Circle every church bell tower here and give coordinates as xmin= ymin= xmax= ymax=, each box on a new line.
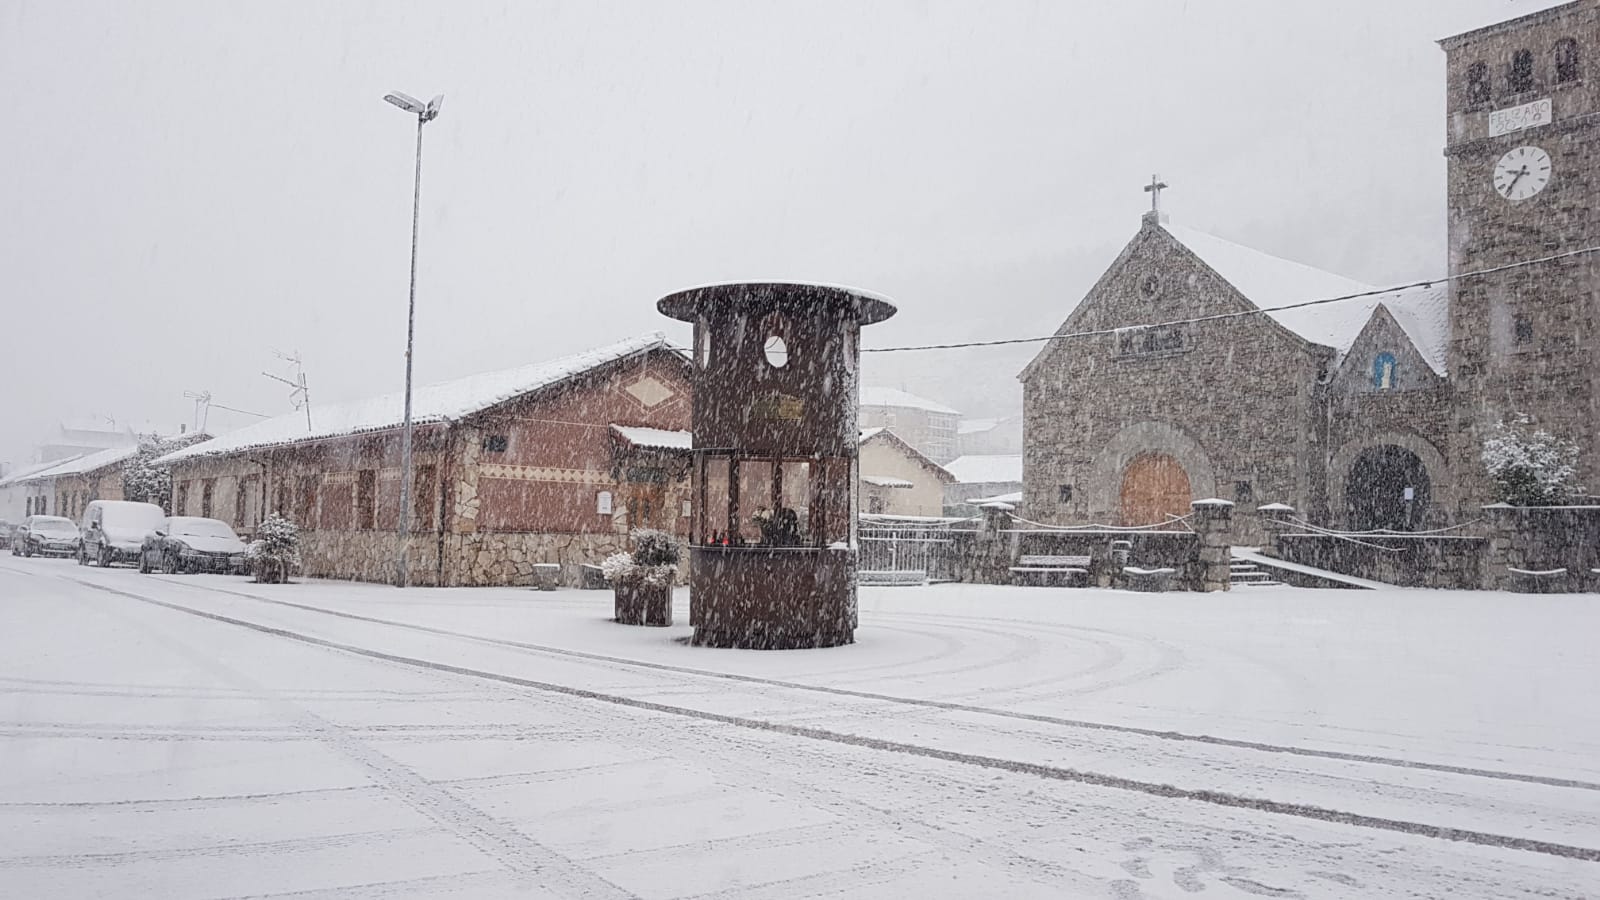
xmin=1440 ymin=0 xmax=1600 ymax=511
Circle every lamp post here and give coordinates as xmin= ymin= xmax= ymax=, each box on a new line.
xmin=383 ymin=90 xmax=442 ymax=588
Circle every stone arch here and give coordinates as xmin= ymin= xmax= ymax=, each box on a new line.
xmin=1329 ymin=431 xmax=1452 ymax=529
xmin=1085 ymin=421 xmax=1217 ymax=521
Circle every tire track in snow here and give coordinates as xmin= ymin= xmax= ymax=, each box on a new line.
xmin=73 ymin=578 xmax=1600 ymax=864
xmin=143 ymin=575 xmax=1600 ymax=795
xmin=70 ymin=579 xmax=640 ymax=900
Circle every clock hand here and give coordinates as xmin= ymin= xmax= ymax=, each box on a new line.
xmin=1505 ymin=165 xmax=1528 ymax=194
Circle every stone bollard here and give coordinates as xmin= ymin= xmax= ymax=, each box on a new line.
xmin=1480 ymin=503 xmax=1518 ymax=591
xmin=1190 ymin=498 xmax=1235 ymax=592
xmin=1255 ymin=503 xmax=1296 ymax=558
xmin=532 ymin=563 xmax=560 ymax=591
xmin=969 ymin=502 xmax=1018 ymax=584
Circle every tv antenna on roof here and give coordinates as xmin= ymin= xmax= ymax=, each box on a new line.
xmin=183 ymin=390 xmax=212 ymax=432
xmin=263 ymin=350 xmax=313 ymax=432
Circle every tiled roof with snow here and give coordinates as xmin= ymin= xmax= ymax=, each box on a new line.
xmin=610 ymin=425 xmax=693 ymax=451
xmin=945 ymin=454 xmax=1024 ymax=485
xmin=957 ymin=418 xmax=998 ymax=435
xmin=159 ymin=333 xmax=672 ymax=465
xmin=4 ymin=446 xmax=139 ymax=484
xmin=860 ymin=386 xmax=960 ymax=416
xmin=862 ymin=475 xmax=915 ymax=489
xmin=1161 ymin=222 xmax=1448 ymax=374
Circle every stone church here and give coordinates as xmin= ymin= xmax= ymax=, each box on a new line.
xmin=1022 ymin=0 xmax=1597 ymax=542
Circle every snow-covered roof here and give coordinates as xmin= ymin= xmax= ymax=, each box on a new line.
xmin=860 ymin=386 xmax=960 ymax=416
xmin=0 ymin=455 xmax=86 ymax=488
xmin=945 ymin=454 xmax=1023 ymax=485
xmin=4 ymin=446 xmax=138 ymax=484
xmin=862 ymin=475 xmax=915 ymax=489
xmin=970 ymin=491 xmax=1023 ymax=506
xmin=957 ymin=418 xmax=998 ymax=435
xmin=160 ymin=334 xmax=673 ymax=465
xmin=1161 ymin=222 xmax=1448 ymax=374
xmin=610 ymin=425 xmax=692 ymax=451
xmin=858 ymin=427 xmax=885 ymax=443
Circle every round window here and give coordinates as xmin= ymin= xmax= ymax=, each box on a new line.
xmin=1139 ymin=274 xmax=1162 ymax=300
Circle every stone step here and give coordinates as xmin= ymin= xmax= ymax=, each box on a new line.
xmin=1237 ymin=579 xmax=1285 ymax=587
xmin=1231 ymin=572 xmax=1274 ymax=582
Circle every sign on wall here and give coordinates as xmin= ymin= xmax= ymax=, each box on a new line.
xmin=1488 ymin=98 xmax=1552 ymax=137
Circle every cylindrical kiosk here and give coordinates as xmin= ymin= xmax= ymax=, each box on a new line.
xmin=657 ymin=282 xmax=897 ymax=649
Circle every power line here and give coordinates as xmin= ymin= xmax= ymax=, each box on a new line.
xmin=861 ymin=242 xmax=1600 ymax=354
xmin=209 ymin=402 xmax=269 ymax=419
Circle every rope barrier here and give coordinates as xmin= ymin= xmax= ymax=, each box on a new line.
xmin=1009 ymin=512 xmax=1195 ymax=533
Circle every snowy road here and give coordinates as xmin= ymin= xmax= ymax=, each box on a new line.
xmin=1 ymin=557 xmax=1597 ymax=898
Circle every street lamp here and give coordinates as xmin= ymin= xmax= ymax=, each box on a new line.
xmin=384 ymin=90 xmax=443 ymax=588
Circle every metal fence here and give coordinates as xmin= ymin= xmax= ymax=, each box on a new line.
xmin=858 ymin=521 xmax=974 ymax=583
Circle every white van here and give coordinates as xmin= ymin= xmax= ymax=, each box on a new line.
xmin=79 ymin=500 xmax=167 ymax=568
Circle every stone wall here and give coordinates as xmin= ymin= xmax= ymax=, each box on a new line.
xmin=1273 ymin=534 xmax=1485 ymax=589
xmin=1482 ymin=504 xmax=1600 ymax=593
xmin=954 ymin=500 xmax=1231 ymax=591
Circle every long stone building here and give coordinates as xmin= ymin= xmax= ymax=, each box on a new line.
xmin=158 ymin=334 xmax=692 ymax=586
xmin=1022 ymin=1 xmax=1597 ymax=540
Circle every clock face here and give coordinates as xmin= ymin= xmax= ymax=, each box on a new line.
xmin=1492 ymin=146 xmax=1552 ymax=201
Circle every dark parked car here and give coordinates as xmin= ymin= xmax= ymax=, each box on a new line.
xmin=0 ymin=519 xmax=13 ymax=550
xmin=11 ymin=516 xmax=82 ymax=558
xmin=139 ymin=516 xmax=249 ymax=575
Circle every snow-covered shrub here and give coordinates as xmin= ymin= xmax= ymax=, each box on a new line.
xmin=601 ymin=529 xmax=680 ymax=588
xmin=123 ymin=438 xmax=176 ymax=509
xmin=1481 ymin=416 xmax=1580 ymax=506
xmin=251 ymin=512 xmax=301 ymax=584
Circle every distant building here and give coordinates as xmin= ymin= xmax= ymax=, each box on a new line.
xmin=857 ymin=428 xmax=955 ymax=517
xmin=36 ymin=420 xmax=143 ymax=464
xmin=956 ymin=414 xmax=1024 ymax=456
xmin=943 ymin=453 xmax=1024 ymax=514
xmin=858 ymin=386 xmax=961 ymax=464
xmin=156 ymin=334 xmax=692 ymax=587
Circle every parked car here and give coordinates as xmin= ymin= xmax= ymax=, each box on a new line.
xmin=11 ymin=516 xmax=82 ymax=558
xmin=0 ymin=519 xmax=13 ymax=550
xmin=78 ymin=500 xmax=167 ymax=568
xmin=139 ymin=517 xmax=248 ymax=575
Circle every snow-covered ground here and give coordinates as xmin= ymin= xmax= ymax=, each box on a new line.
xmin=1 ymin=556 xmax=1596 ymax=898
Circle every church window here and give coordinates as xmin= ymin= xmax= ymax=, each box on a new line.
xmin=1234 ymin=480 xmax=1254 ymax=504
xmin=1372 ymin=353 xmax=1397 ymax=390
xmin=763 ymin=313 xmax=790 ymax=369
xmin=1466 ymin=62 xmax=1491 ymax=105
xmin=1116 ymin=323 xmax=1187 ymax=357
xmin=1509 ymin=49 xmax=1535 ymax=93
xmin=1139 ymin=274 xmax=1162 ymax=300
xmin=1058 ymin=484 xmax=1073 ymax=503
xmin=1514 ymin=315 xmax=1534 ymax=344
xmin=483 ymin=434 xmax=508 ymax=453
xmin=1555 ymin=38 xmax=1581 ymax=84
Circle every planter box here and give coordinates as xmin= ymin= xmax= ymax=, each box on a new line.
xmin=614 ymin=581 xmax=672 ymax=626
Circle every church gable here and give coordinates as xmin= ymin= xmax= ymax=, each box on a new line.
xmin=1330 ymin=304 xmax=1447 ymax=395
xmin=1020 ymin=219 xmax=1323 ymax=385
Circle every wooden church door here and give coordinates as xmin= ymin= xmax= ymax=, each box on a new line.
xmin=1119 ymin=453 xmax=1191 ymax=526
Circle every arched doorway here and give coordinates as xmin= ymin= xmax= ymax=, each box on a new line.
xmin=1120 ymin=453 xmax=1192 ymax=526
xmin=1345 ymin=445 xmax=1430 ymax=531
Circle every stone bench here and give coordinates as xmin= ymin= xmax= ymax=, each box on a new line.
xmin=1123 ymin=565 xmax=1178 ymax=592
xmin=1010 ymin=554 xmax=1091 ymax=586
xmin=531 ymin=562 xmax=560 ymax=591
xmin=859 ymin=569 xmax=928 ymax=587
xmin=1507 ymin=566 xmax=1569 ymax=594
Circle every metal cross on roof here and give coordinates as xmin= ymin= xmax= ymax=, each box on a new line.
xmin=1143 ymin=174 xmax=1169 ymax=214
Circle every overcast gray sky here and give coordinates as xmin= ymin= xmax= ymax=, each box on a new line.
xmin=0 ymin=0 xmax=1546 ymax=466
